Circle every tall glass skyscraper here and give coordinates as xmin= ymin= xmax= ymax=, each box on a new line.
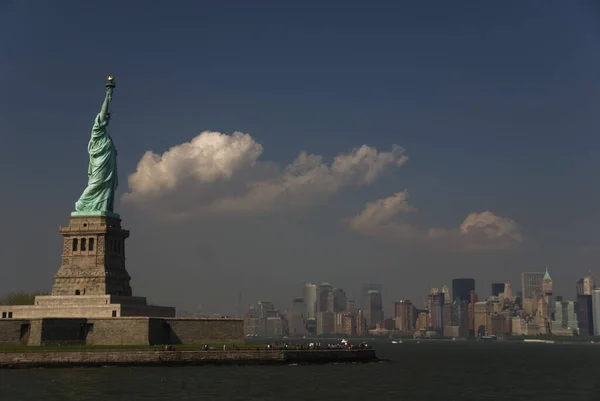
xmin=452 ymin=278 xmax=475 ymax=303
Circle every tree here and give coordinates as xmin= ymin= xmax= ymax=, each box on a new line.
xmin=0 ymin=291 xmax=46 ymax=305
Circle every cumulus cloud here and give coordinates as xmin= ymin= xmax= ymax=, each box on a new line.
xmin=348 ymin=192 xmax=523 ymax=252
xmin=123 ymin=131 xmax=408 ymax=218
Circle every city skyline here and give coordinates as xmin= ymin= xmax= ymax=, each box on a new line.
xmin=242 ymin=268 xmax=597 ymax=338
xmin=1 ymin=2 xmax=600 ymax=315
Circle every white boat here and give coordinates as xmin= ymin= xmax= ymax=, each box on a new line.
xmin=391 ymin=340 xmax=403 ymax=344
xmin=523 ymin=339 xmax=555 ymax=344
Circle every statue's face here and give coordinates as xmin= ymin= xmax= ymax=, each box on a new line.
xmin=106 ymin=112 xmax=111 ymax=122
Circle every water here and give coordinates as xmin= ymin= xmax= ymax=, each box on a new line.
xmin=1 ymin=341 xmax=598 ymax=400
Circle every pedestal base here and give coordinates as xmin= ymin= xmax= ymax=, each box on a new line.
xmin=1 ymin=295 xmax=175 ymax=319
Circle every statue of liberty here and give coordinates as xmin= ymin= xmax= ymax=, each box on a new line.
xmin=73 ymin=76 xmax=119 ymax=216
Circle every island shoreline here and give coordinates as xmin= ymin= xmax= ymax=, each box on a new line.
xmin=0 ymin=349 xmax=378 ymax=369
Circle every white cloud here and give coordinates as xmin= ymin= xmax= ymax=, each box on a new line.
xmin=348 ymin=192 xmax=523 ymax=252
xmin=123 ymin=131 xmax=408 ymax=218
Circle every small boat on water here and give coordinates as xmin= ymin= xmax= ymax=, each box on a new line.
xmin=523 ymin=339 xmax=555 ymax=344
xmin=391 ymin=340 xmax=403 ymax=344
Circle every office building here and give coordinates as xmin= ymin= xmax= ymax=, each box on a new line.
xmin=576 ymin=294 xmax=593 ymax=336
xmin=452 ymin=278 xmax=475 ymax=303
xmin=593 ymin=289 xmax=600 ymax=336
xmin=491 ymin=283 xmax=504 ymax=297
xmin=584 ymin=273 xmax=596 ymax=295
xmin=302 ymin=283 xmax=317 ymax=320
xmin=288 ymin=298 xmax=306 ymax=336
xmin=333 ymin=288 xmax=347 ymax=313
xmin=521 ymin=271 xmax=545 ymax=299
xmin=393 ymin=300 xmax=414 ymax=332
xmin=364 ymin=290 xmax=384 ymax=330
xmin=317 ymin=282 xmax=333 ymax=312
xmin=428 ymin=293 xmax=444 ymax=331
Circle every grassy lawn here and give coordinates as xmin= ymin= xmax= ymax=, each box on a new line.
xmin=0 ymin=343 xmax=269 ymax=352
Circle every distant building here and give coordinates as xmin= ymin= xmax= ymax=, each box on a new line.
xmin=306 ymin=318 xmax=317 ymax=336
xmin=592 ymin=289 xmax=600 ymax=336
xmin=552 ymin=301 xmax=577 ymax=335
xmin=491 ymin=283 xmax=504 ymax=297
xmin=265 ymin=317 xmax=283 ymax=337
xmin=473 ymin=301 xmax=490 ymax=336
xmin=333 ymin=288 xmax=347 ymax=313
xmin=503 ymin=282 xmax=513 ymax=300
xmin=317 ymin=311 xmax=334 ymax=335
xmin=346 ymin=300 xmax=358 ymax=315
xmin=393 ymin=300 xmax=415 ymax=333
xmin=317 ymin=282 xmax=333 ymax=313
xmin=303 ymin=283 xmax=317 ymax=320
xmin=361 ymin=284 xmax=382 ymax=310
xmin=488 ymin=312 xmax=512 ymax=337
xmin=576 ymin=279 xmax=585 ymax=297
xmin=452 ymin=278 xmax=475 ymax=303
xmin=415 ymin=310 xmax=428 ymax=331
xmin=355 ymin=309 xmax=366 ymax=335
xmin=364 ymin=290 xmax=384 ymax=329
xmin=441 ymin=285 xmax=452 ymax=304
xmin=576 ymin=294 xmax=593 ymax=336
xmin=451 ymin=299 xmax=469 ymax=337
xmin=256 ymin=301 xmax=275 ymax=318
xmin=288 ymin=298 xmax=306 ymax=336
xmin=428 ymin=293 xmax=444 ymax=331
xmin=468 ymin=291 xmax=479 ymax=336
xmin=584 ymin=273 xmax=596 ymax=295
xmin=521 ymin=271 xmax=544 ymax=300
xmin=342 ymin=313 xmax=357 ymax=335
xmin=542 ymin=267 xmax=553 ymax=296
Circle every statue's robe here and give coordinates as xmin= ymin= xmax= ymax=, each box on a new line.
xmin=75 ymin=113 xmax=118 ymax=212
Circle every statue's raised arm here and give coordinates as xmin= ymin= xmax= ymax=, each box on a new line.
xmin=73 ymin=76 xmax=120 ymax=216
xmin=93 ymin=76 xmax=116 ymax=135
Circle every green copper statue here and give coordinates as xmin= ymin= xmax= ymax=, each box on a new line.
xmin=73 ymin=76 xmax=119 ymax=216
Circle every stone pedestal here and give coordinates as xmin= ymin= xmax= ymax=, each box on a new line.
xmin=0 ymin=214 xmax=177 ymax=320
xmin=53 ymin=215 xmax=132 ymax=296
xmin=5 ymin=295 xmax=175 ymax=319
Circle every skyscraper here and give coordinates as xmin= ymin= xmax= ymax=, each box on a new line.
xmin=452 ymin=299 xmax=469 ymax=337
xmin=576 ymin=294 xmax=593 ymax=336
xmin=364 ymin=290 xmax=384 ymax=330
xmin=288 ymin=298 xmax=306 ymax=335
xmin=584 ymin=272 xmax=596 ymax=295
xmin=503 ymin=282 xmax=513 ymax=299
xmin=303 ymin=283 xmax=317 ymax=320
xmin=576 ymin=279 xmax=585 ymax=296
xmin=521 ymin=271 xmax=545 ymax=299
xmin=361 ymin=284 xmax=382 ymax=307
xmin=392 ymin=300 xmax=414 ymax=332
xmin=317 ymin=282 xmax=333 ymax=312
xmin=542 ymin=267 xmax=553 ymax=296
xmin=491 ymin=283 xmax=504 ymax=297
xmin=332 ymin=288 xmax=347 ymax=313
xmin=452 ymin=278 xmax=475 ymax=303
xmin=428 ymin=293 xmax=444 ymax=331
xmin=441 ymin=285 xmax=452 ymax=304
xmin=592 ymin=289 xmax=600 ymax=336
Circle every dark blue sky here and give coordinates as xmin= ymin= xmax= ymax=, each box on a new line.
xmin=1 ymin=1 xmax=599 ymax=312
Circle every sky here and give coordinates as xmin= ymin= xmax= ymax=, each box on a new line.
xmin=1 ymin=0 xmax=599 ymax=315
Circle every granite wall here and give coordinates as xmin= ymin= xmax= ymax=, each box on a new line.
xmin=0 ymin=317 xmax=244 ymax=346
xmin=39 ymin=318 xmax=87 ymax=346
xmin=166 ymin=319 xmax=244 ymax=344
xmin=86 ymin=318 xmax=152 ymax=346
xmin=0 ymin=320 xmax=30 ymax=345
